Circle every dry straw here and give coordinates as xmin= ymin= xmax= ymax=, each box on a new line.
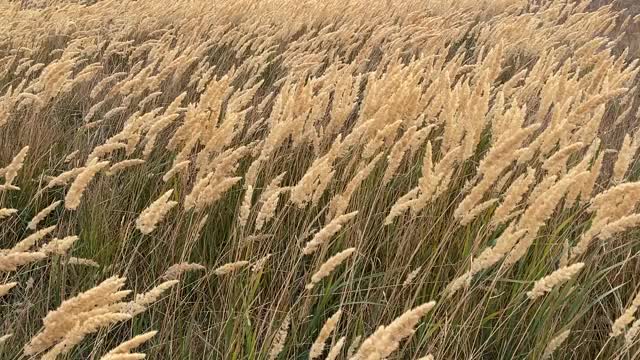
xmin=255 ymin=187 xmax=287 ymax=231
xmin=309 ymin=309 xmax=342 ymax=359
xmin=63 ymin=150 xmax=79 ymax=163
xmin=66 ymin=257 xmax=100 ymax=267
xmin=417 ymin=355 xmax=434 ymax=360
xmin=306 ymin=248 xmax=356 ymax=289
xmin=403 ymin=267 xmax=422 ymax=287
xmin=326 ymin=336 xmax=346 ymax=360
xmin=350 ymin=301 xmax=436 ymax=360
xmin=45 ymin=168 xmax=84 ymax=190
xmin=40 ymin=235 xmax=79 ymax=255
xmin=491 ymin=167 xmax=535 ymax=226
xmin=107 ymin=159 xmax=145 ymax=176
xmin=260 ymin=172 xmax=287 ymax=203
xmin=3 ymin=2 xmax=640 ymax=359
xmin=12 ymin=225 xmax=57 ymax=253
xmin=0 ymin=282 xmax=18 ymax=297
xmin=328 ymin=154 xmax=382 ymax=220
xmin=268 ymin=313 xmax=290 ymax=360
xmin=505 ymin=173 xmax=587 ymax=267
xmin=65 ymin=161 xmax=110 ymax=210
xmin=24 ymin=276 xmax=131 ymax=355
xmin=126 ymin=280 xmax=179 ymax=316
xmin=0 ymin=184 xmax=20 ymax=192
xmin=214 ymin=261 xmax=249 ymax=275
xmin=251 ymin=254 xmax=272 ymax=273
xmin=135 ymin=189 xmax=179 ymax=234
xmin=303 ymin=212 xmax=357 ymax=255
xmin=2 ymin=145 xmax=29 ymax=185
xmin=527 ymin=263 xmax=584 ymax=300
xmin=102 ymin=330 xmax=157 ymax=358
xmin=194 ymin=214 xmax=209 ymax=238
xmin=41 ymin=312 xmax=132 ymax=360
xmin=87 ymin=143 xmax=126 ymax=164
xmin=238 ymin=185 xmax=254 ymax=228
xmin=460 ymin=198 xmax=498 ymax=226
xmin=0 ymin=334 xmax=12 ymax=345
xmin=161 ymin=262 xmax=206 ymax=280
xmin=612 ymin=134 xmax=639 ymax=183
xmin=542 ymin=330 xmax=570 ymax=359
xmin=27 ymin=200 xmax=61 ymax=230
xmin=346 ymin=335 xmax=362 ymax=358
xmin=611 ymin=290 xmax=640 ymax=337
xmin=0 ymin=208 xmax=18 ymax=219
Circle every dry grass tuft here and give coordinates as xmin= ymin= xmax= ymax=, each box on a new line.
xmin=1 ymin=0 xmax=640 ymax=358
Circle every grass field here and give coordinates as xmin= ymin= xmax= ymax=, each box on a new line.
xmin=1 ymin=0 xmax=640 ymax=359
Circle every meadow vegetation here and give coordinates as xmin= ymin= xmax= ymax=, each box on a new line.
xmin=1 ymin=0 xmax=640 ymax=359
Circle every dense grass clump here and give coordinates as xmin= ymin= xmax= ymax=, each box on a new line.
xmin=1 ymin=0 xmax=640 ymax=359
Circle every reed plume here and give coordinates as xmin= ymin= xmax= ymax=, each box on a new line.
xmin=65 ymin=161 xmax=110 ymax=210
xmin=309 ymin=309 xmax=342 ymax=360
xmin=303 ymin=212 xmax=357 ymax=255
xmin=135 ymin=189 xmax=178 ymax=234
xmin=306 ymin=248 xmax=356 ymax=289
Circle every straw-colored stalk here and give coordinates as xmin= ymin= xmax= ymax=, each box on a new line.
xmin=27 ymin=200 xmax=61 ymax=230
xmin=65 ymin=161 xmax=110 ymax=210
xmin=349 ymin=301 xmax=436 ymax=360
xmin=526 ymin=263 xmax=584 ymax=300
xmin=2 ymin=145 xmax=29 ymax=185
xmin=214 ymin=261 xmax=249 ymax=276
xmin=135 ymin=189 xmax=178 ymax=234
xmin=306 ymin=248 xmax=356 ymax=289
xmin=309 ymin=309 xmax=342 ymax=360
xmin=268 ymin=313 xmax=291 ymax=360
xmin=303 ymin=212 xmax=357 ymax=255
xmin=542 ymin=330 xmax=570 ymax=359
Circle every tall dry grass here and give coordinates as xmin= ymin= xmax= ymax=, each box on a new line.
xmin=1 ymin=0 xmax=640 ymax=359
